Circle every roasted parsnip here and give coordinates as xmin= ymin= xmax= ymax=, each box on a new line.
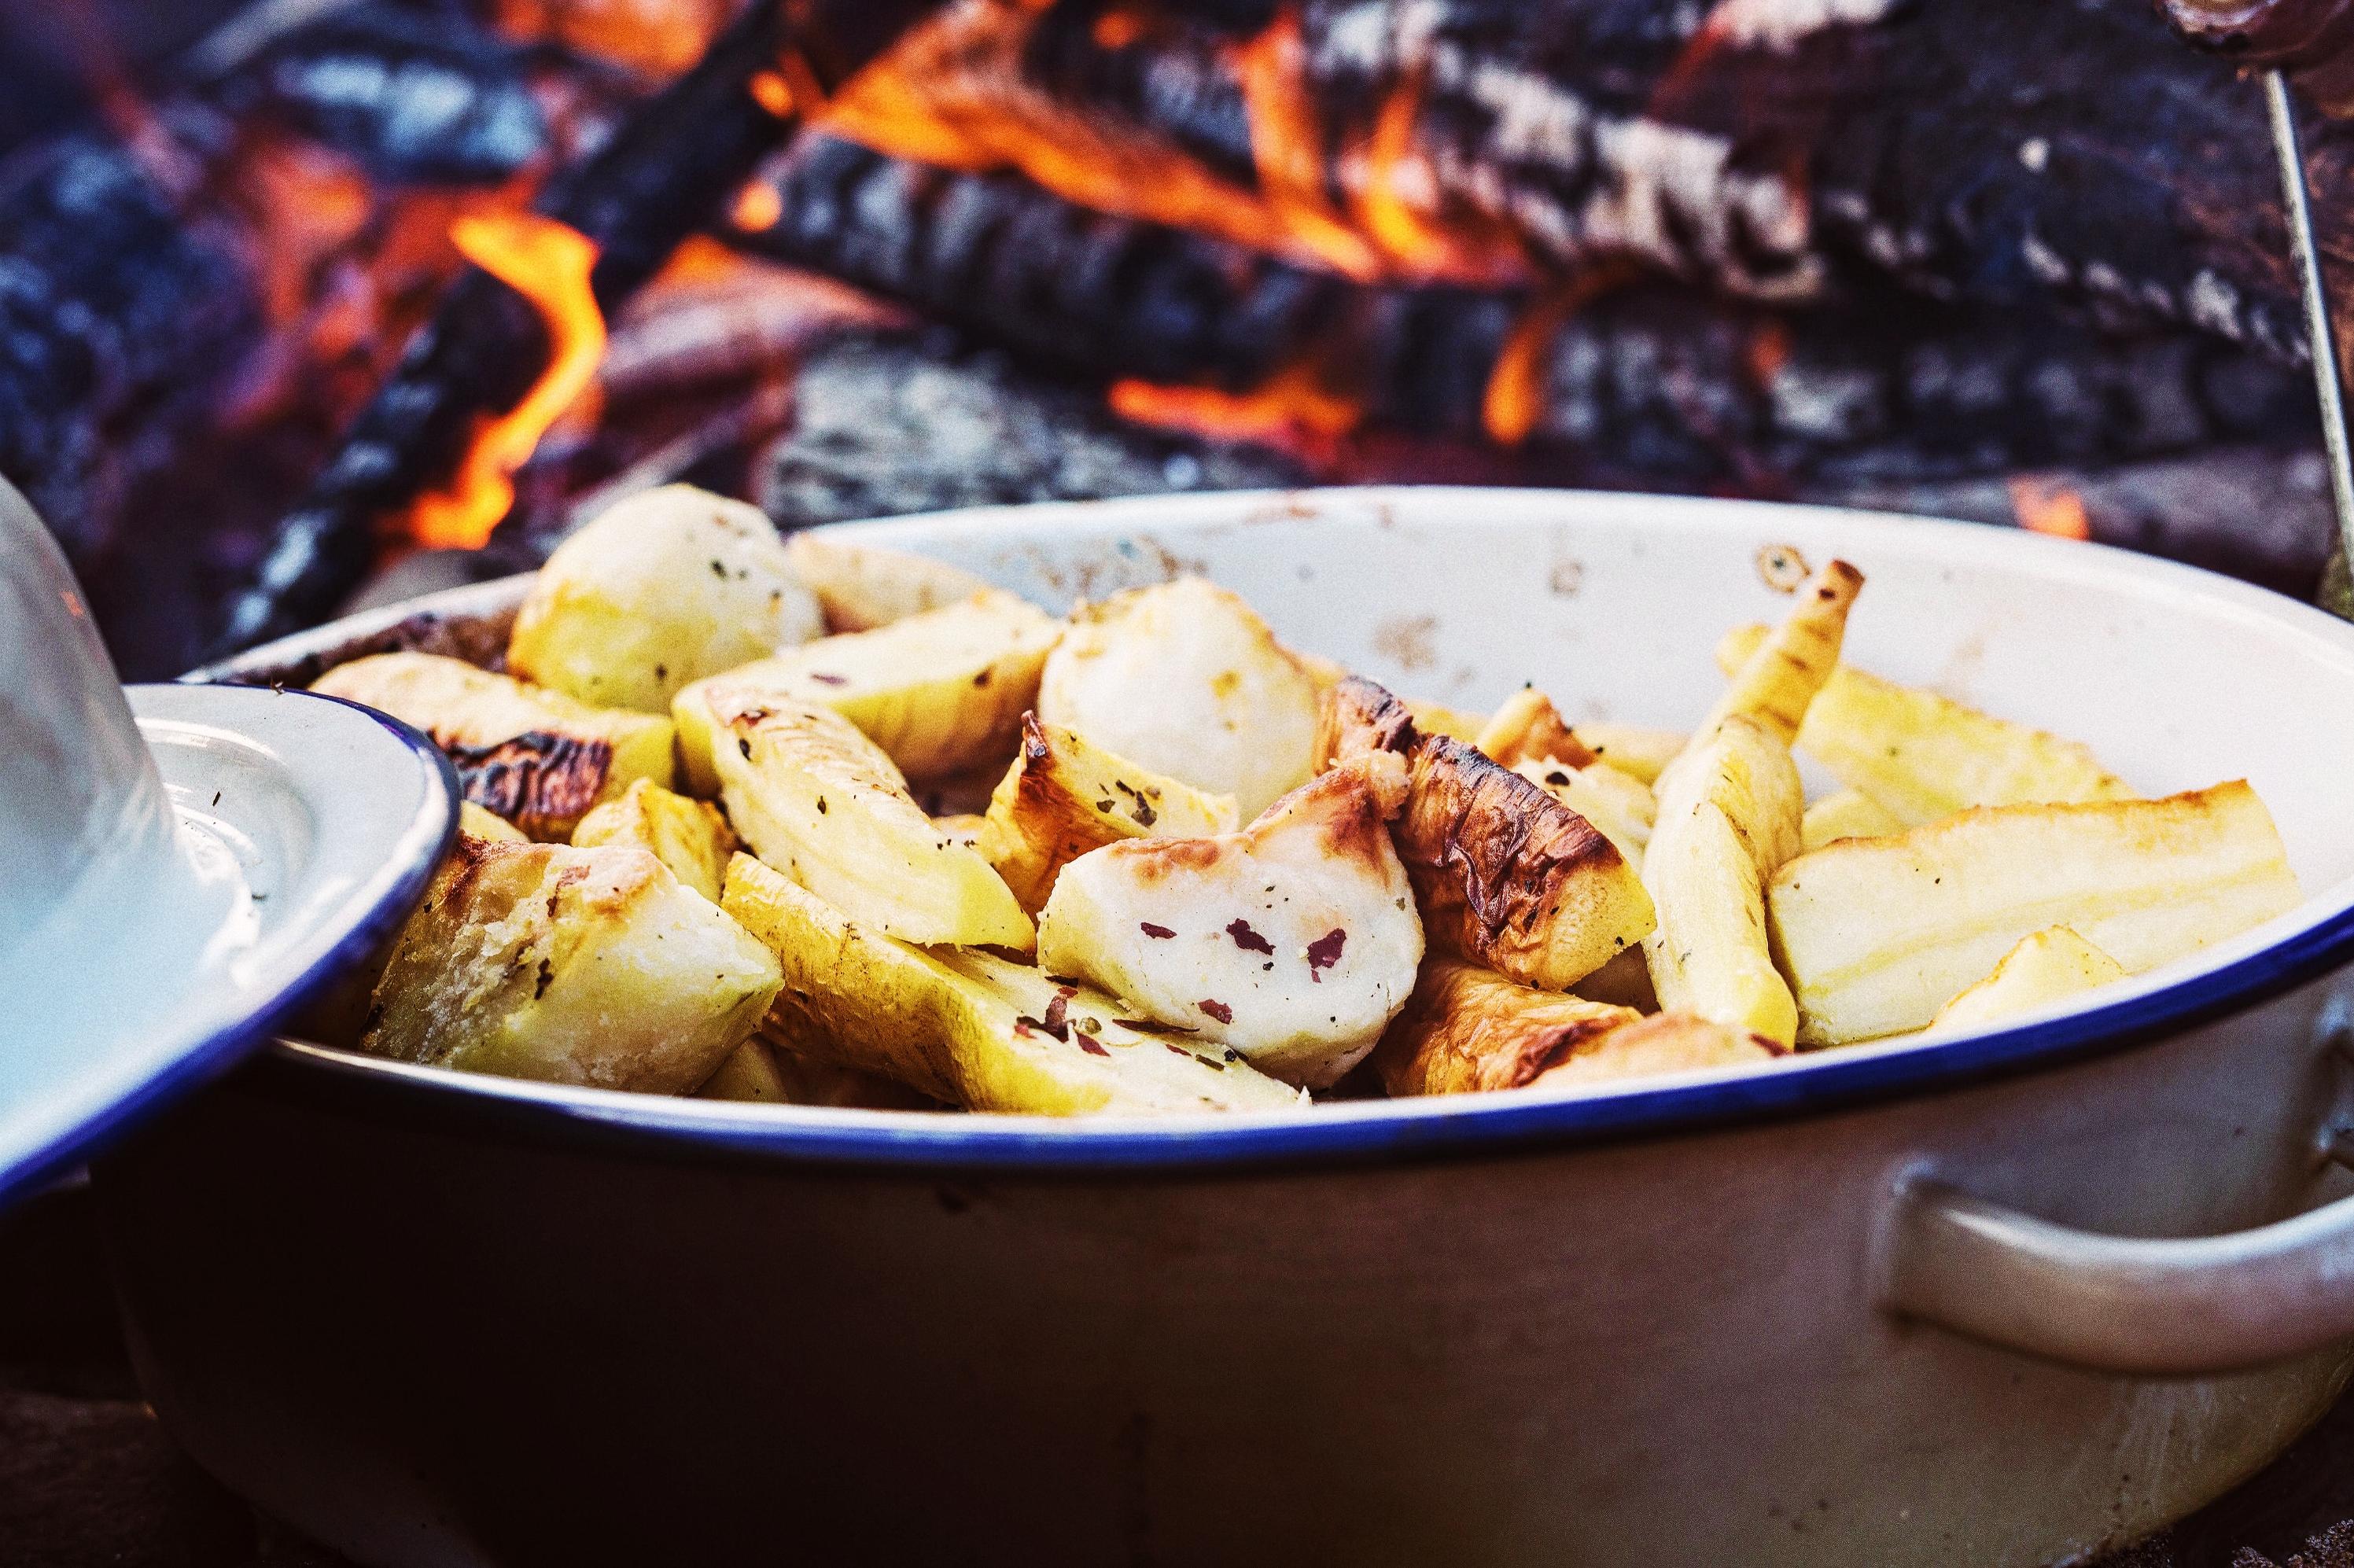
xmin=1699 ymin=559 xmax=1865 ymax=746
xmin=1037 ymin=576 xmax=1320 ymax=818
xmin=673 ymin=589 xmax=1059 ymax=789
xmin=1036 ymin=755 xmax=1423 ymax=1088
xmin=1800 ymin=789 xmax=1903 ymax=852
xmin=695 ymin=689 xmax=1033 ymax=948
xmin=312 ymin=651 xmax=674 ymax=839
xmin=1769 ymin=782 xmax=2299 ymax=1043
xmin=722 ymin=855 xmax=1301 ymax=1113
xmin=1928 ymin=926 xmax=2127 ymax=1036
xmin=783 ymin=532 xmax=996 ymax=632
xmin=1372 ymin=959 xmax=1637 ymax=1096
xmin=459 ymin=801 xmax=526 ymax=842
xmin=1475 ymin=687 xmax=1598 ymax=769
xmin=1320 ymin=677 xmax=1656 ymax=990
xmin=980 ymin=716 xmax=1239 ymax=911
xmin=1716 ymin=624 xmax=2134 ymax=823
xmin=507 ymin=485 xmax=822 ymax=712
xmin=1512 ymin=757 xmax=1656 ymax=866
xmin=1529 ymin=1011 xmax=1785 ymax=1091
xmin=571 ymin=778 xmax=738 ymax=902
xmin=363 ymin=836 xmax=780 ymax=1093
xmin=1577 ymin=723 xmax=1687 ymax=786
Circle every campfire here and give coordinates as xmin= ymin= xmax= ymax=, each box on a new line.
xmin=4 ymin=0 xmax=2343 ymax=678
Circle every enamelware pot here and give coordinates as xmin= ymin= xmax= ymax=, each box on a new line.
xmin=101 ymin=488 xmax=2354 ymax=1566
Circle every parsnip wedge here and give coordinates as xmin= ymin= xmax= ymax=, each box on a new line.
xmin=697 ymin=689 xmax=1033 ymax=948
xmin=1037 ymin=576 xmax=1321 ymax=818
xmin=313 ymin=651 xmax=674 ymax=839
xmin=696 ymin=1036 xmax=937 ymax=1109
xmin=1512 ymin=758 xmax=1656 ymax=866
xmin=1800 ymin=788 xmax=1903 ymax=852
xmin=673 ymin=589 xmax=1060 ymax=789
xmin=1699 ymin=559 xmax=1863 ymax=745
xmin=1768 ymin=782 xmax=2299 ymax=1044
xmin=980 ymin=716 xmax=1239 ymax=911
xmin=1372 ymin=959 xmax=1637 ymax=1096
xmin=1717 ymin=624 xmax=2134 ymax=823
xmin=783 ymin=532 xmax=996 ymax=633
xmin=722 ymin=855 xmax=1301 ymax=1114
xmin=1475 ymin=687 xmax=1597 ymax=769
xmin=1035 ymin=755 xmax=1423 ymax=1088
xmin=1578 ymin=723 xmax=1686 ymax=786
xmin=572 ymin=778 xmax=738 ymax=902
xmin=1319 ymin=677 xmax=1655 ymax=990
xmin=363 ymin=836 xmax=779 ymax=1094
xmin=1529 ymin=1011 xmax=1786 ymax=1091
xmin=1928 ymin=926 xmax=2127 ymax=1036
xmin=1641 ymin=715 xmax=1806 ymax=1047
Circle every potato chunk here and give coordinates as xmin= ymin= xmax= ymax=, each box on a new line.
xmin=1929 ymin=926 xmax=2128 ymax=1036
xmin=722 ymin=855 xmax=1301 ymax=1114
xmin=672 ymin=590 xmax=1059 ymax=788
xmin=1037 ymin=577 xmax=1320 ymax=818
xmin=1320 ymin=677 xmax=1656 ymax=991
xmin=312 ymin=651 xmax=674 ymax=839
xmin=980 ymin=716 xmax=1240 ymax=911
xmin=1717 ymin=624 xmax=2133 ymax=824
xmin=1372 ymin=959 xmax=1637 ymax=1096
xmin=1035 ymin=756 xmax=1424 ymax=1088
xmin=459 ymin=802 xmax=526 ymax=842
xmin=571 ymin=778 xmax=737 ymax=902
xmin=507 ymin=485 xmax=822 ymax=712
xmin=363 ymin=837 xmax=780 ymax=1093
xmin=1768 ymin=782 xmax=2301 ymax=1044
xmin=696 ymin=689 xmax=1032 ymax=948
xmin=783 ymin=532 xmax=996 ymax=633
xmin=1529 ymin=1012 xmax=1786 ymax=1091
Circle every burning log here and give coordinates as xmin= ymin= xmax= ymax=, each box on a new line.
xmin=733 ymin=134 xmax=2315 ymax=482
xmin=209 ymin=0 xmax=945 ymax=657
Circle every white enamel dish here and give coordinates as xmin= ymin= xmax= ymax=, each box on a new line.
xmin=92 ymin=488 xmax=2354 ymax=1566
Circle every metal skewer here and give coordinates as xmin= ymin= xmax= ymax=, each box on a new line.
xmin=2264 ymin=69 xmax=2354 ymax=616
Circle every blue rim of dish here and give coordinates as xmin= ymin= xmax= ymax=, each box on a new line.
xmin=1 ymin=690 xmax=458 ymax=1209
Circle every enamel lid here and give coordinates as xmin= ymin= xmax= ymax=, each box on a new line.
xmin=0 ymin=480 xmax=455 ymax=1207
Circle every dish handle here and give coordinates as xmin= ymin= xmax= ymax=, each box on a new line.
xmin=1877 ymin=1157 xmax=2354 ymax=1375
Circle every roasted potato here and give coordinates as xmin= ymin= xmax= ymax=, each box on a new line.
xmin=1769 ymin=781 xmax=2300 ymax=1043
xmin=1529 ymin=1011 xmax=1785 ymax=1091
xmin=1475 ymin=686 xmax=1597 ymax=769
xmin=312 ymin=651 xmax=674 ymax=839
xmin=1037 ymin=576 xmax=1320 ymax=818
xmin=363 ymin=836 xmax=780 ymax=1093
xmin=697 ymin=1035 xmax=938 ymax=1108
xmin=1320 ymin=676 xmax=1656 ymax=990
xmin=1929 ymin=926 xmax=2127 ymax=1036
xmin=1800 ymin=788 xmax=1903 ymax=852
xmin=694 ymin=688 xmax=1033 ymax=948
xmin=783 ymin=532 xmax=996 ymax=632
xmin=722 ymin=854 xmax=1301 ymax=1113
xmin=1641 ymin=714 xmax=1806 ymax=1047
xmin=1035 ymin=754 xmax=1423 ymax=1088
xmin=672 ymin=589 xmax=1059 ymax=788
xmin=931 ymin=812 xmax=988 ymax=850
xmin=507 ymin=485 xmax=822 ymax=712
xmin=1717 ymin=624 xmax=2134 ymax=823
xmin=1372 ymin=959 xmax=1637 ymax=1096
xmin=1512 ymin=757 xmax=1656 ymax=866
xmin=571 ymin=778 xmax=738 ymax=902
xmin=980 ymin=716 xmax=1240 ymax=911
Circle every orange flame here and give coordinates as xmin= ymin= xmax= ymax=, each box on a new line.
xmin=1229 ymin=10 xmax=1380 ymax=281
xmin=731 ymin=180 xmax=785 ymax=232
xmin=408 ymin=215 xmax=607 ymax=550
xmin=2008 ymin=477 xmax=2093 ymax=541
xmin=1481 ymin=267 xmax=1634 ymax=447
xmin=1109 ymin=359 xmax=1363 ymax=464
xmin=490 ymin=0 xmax=730 ymax=76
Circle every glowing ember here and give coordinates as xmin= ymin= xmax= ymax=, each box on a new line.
xmin=408 ymin=215 xmax=606 ymax=550
xmin=1482 ymin=267 xmax=1634 ymax=447
xmin=731 ymin=181 xmax=785 ymax=233
xmin=748 ymin=69 xmax=796 ymax=117
xmin=491 ymin=0 xmax=730 ymax=76
xmin=1109 ymin=360 xmax=1363 ymax=463
xmin=2008 ymin=477 xmax=2093 ymax=540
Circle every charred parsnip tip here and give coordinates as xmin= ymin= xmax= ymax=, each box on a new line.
xmin=363 ymin=837 xmax=780 ymax=1095
xmin=696 ymin=689 xmax=1033 ymax=949
xmin=981 ymin=715 xmax=1240 ymax=911
xmin=1372 ymin=959 xmax=1637 ymax=1096
xmin=782 ymin=532 xmax=996 ymax=634
xmin=1716 ymin=624 xmax=2134 ymax=824
xmin=1769 ymin=782 xmax=2300 ymax=1045
xmin=672 ymin=589 xmax=1059 ymax=790
xmin=571 ymin=778 xmax=739 ymax=903
xmin=1528 ymin=1011 xmax=1785 ymax=1091
xmin=1037 ymin=576 xmax=1321 ymax=819
xmin=1641 ymin=715 xmax=1806 ymax=1047
xmin=1475 ymin=686 xmax=1598 ymax=770
xmin=1035 ymin=754 xmax=1421 ymax=1089
xmin=1928 ymin=926 xmax=2127 ymax=1036
xmin=1512 ymin=757 xmax=1656 ymax=867
xmin=1799 ymin=788 xmax=1903 ymax=852
xmin=1699 ymin=559 xmax=1863 ymax=745
xmin=506 ymin=484 xmax=822 ymax=713
xmin=720 ymin=855 xmax=1302 ymax=1115
xmin=1320 ymin=678 xmax=1656 ymax=991
xmin=458 ymin=801 xmax=527 ymax=842
xmin=312 ymin=651 xmax=675 ymax=840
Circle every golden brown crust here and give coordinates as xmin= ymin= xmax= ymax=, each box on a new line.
xmin=444 ymin=729 xmax=615 ymax=839
xmin=1529 ymin=1010 xmax=1786 ymax=1090
xmin=1372 ymin=960 xmax=1636 ymax=1096
xmin=1315 ymin=675 xmax=1418 ymax=771
xmin=1474 ymin=688 xmax=1599 ymax=770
